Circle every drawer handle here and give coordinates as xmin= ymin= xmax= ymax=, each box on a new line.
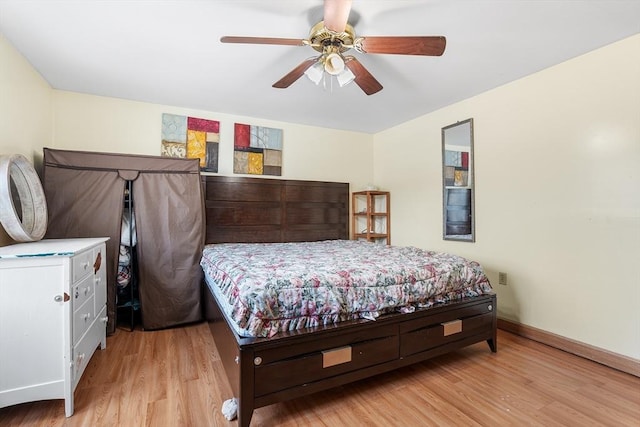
xmin=100 ymin=316 xmax=109 ymax=324
xmin=322 ymin=346 xmax=352 ymax=368
xmin=488 ymin=304 xmax=493 ymax=311
xmin=54 ymin=293 xmax=70 ymax=303
xmin=83 ymin=313 xmax=91 ymax=322
xmin=93 ymin=252 xmax=102 ymax=274
xmin=76 ymin=352 xmax=86 ymax=369
xmin=442 ymin=319 xmax=463 ymax=336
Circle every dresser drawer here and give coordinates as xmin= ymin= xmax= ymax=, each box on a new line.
xmin=72 ymin=250 xmax=93 ymax=283
xmin=72 ymin=308 xmax=104 ymax=388
xmin=72 ymin=273 xmax=94 ymax=310
xmin=399 ymin=302 xmax=494 ymax=357
xmin=73 ymin=296 xmax=95 ymax=343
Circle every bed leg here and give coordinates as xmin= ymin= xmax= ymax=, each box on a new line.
xmin=237 ymin=402 xmax=254 ymax=427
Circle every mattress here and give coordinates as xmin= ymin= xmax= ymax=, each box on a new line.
xmin=200 ymin=240 xmax=493 ymax=338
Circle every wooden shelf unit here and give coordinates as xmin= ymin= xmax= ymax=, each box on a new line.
xmin=351 ymin=190 xmax=390 ymax=244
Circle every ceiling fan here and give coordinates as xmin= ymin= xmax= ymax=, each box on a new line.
xmin=220 ymin=0 xmax=446 ymax=95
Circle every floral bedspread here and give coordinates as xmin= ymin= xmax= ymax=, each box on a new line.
xmin=200 ymin=240 xmax=493 ymax=337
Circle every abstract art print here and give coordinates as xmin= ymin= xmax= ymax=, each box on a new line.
xmin=161 ymin=113 xmax=220 ymax=172
xmin=444 ymin=149 xmax=469 ymax=187
xmin=233 ymin=123 xmax=282 ymax=176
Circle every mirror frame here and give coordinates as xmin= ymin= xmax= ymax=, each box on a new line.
xmin=0 ymin=154 xmax=48 ymax=242
xmin=441 ymin=118 xmax=475 ymax=242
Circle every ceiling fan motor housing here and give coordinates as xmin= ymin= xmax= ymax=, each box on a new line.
xmin=309 ymin=21 xmax=355 ymax=54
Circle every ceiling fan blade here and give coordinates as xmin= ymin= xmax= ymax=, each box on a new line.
xmin=323 ymin=0 xmax=352 ymax=33
xmin=344 ymin=57 xmax=383 ymax=95
xmin=220 ymin=36 xmax=305 ymax=46
xmin=359 ymin=36 xmax=446 ymax=56
xmin=272 ymin=58 xmax=319 ymax=89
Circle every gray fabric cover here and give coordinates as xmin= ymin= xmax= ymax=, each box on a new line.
xmin=43 ymin=148 xmax=204 ymax=332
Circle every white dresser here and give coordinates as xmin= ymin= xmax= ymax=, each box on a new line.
xmin=0 ymin=237 xmax=108 ymax=417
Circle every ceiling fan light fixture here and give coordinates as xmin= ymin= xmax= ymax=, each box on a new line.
xmin=324 ymin=52 xmax=345 ymax=75
xmin=337 ymin=67 xmax=355 ymax=87
xmin=304 ymin=60 xmax=325 ymax=85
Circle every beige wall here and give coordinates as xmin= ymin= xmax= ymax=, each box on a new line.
xmin=52 ymin=91 xmax=374 ymax=189
xmin=0 ymin=35 xmax=53 ymax=246
xmin=374 ymin=34 xmax=640 ymax=360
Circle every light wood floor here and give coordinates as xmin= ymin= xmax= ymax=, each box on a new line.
xmin=2 ymin=323 xmax=639 ymax=426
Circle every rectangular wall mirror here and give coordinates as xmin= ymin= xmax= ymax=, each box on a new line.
xmin=442 ymin=118 xmax=475 ymax=242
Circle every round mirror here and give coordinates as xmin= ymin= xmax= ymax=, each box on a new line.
xmin=0 ymin=154 xmax=48 ymax=242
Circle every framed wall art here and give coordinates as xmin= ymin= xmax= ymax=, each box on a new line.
xmin=233 ymin=123 xmax=282 ymax=176
xmin=161 ymin=113 xmax=220 ymax=172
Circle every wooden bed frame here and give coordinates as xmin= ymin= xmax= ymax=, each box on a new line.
xmin=201 ymin=175 xmax=497 ymax=427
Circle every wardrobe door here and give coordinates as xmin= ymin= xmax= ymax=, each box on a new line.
xmin=134 ymin=171 xmax=204 ymax=330
xmin=44 ymin=165 xmax=124 ymax=334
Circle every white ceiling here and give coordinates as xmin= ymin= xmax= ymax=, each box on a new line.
xmin=1 ymin=1 xmax=638 ymax=134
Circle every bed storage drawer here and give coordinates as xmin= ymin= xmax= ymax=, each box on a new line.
xmin=399 ymin=301 xmax=494 ymax=357
xmin=254 ymin=325 xmax=399 ymax=397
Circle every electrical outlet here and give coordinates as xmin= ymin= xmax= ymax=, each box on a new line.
xmin=498 ymin=272 xmax=508 ymax=286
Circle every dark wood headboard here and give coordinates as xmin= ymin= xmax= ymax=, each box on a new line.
xmin=201 ymin=176 xmax=349 ymax=244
